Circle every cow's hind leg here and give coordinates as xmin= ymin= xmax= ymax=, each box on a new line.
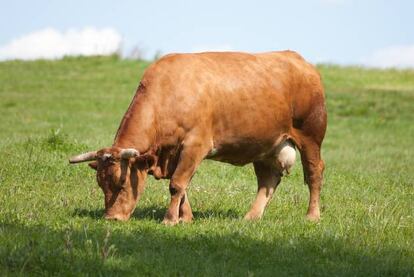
xmin=162 ymin=142 xmax=209 ymax=225
xmin=298 ymin=137 xmax=325 ymax=221
xmin=244 ymin=161 xmax=281 ymax=220
xmin=294 ymin=102 xmax=327 ymax=221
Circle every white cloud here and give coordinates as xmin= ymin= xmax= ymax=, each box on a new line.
xmin=0 ymin=27 xmax=122 ymax=61
xmin=363 ymin=45 xmax=414 ymax=68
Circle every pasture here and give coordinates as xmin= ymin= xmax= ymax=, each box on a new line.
xmin=0 ymin=56 xmax=413 ymax=276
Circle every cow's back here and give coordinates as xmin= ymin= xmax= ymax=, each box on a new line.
xmin=140 ymin=51 xmax=323 ymax=164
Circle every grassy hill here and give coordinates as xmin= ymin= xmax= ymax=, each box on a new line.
xmin=0 ymin=56 xmax=413 ymax=276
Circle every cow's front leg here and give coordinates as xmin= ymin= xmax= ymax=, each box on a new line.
xmin=179 ymin=192 xmax=193 ymax=223
xmin=163 ymin=185 xmax=193 ymax=225
xmin=244 ymin=161 xmax=281 ymax=220
xmin=162 ymin=142 xmax=208 ymax=225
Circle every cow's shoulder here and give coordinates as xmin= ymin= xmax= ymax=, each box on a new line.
xmin=140 ymin=53 xmax=182 ymax=83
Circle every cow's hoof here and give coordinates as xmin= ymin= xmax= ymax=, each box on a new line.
xmin=306 ymin=213 xmax=320 ymax=222
xmin=162 ymin=218 xmax=179 ymax=226
xmin=179 ymin=215 xmax=193 ymax=223
xmin=244 ymin=212 xmax=262 ymax=221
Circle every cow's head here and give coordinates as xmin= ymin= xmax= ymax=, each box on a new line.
xmin=69 ymin=147 xmax=155 ymax=221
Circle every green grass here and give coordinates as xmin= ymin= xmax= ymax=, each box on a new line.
xmin=0 ymin=56 xmax=413 ymax=276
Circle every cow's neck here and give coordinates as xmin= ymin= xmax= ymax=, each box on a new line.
xmin=113 ymin=92 xmax=156 ymax=153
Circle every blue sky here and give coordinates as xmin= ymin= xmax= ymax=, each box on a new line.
xmin=1 ymin=0 xmax=413 ymax=67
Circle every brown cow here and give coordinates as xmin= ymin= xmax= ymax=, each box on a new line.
xmin=69 ymin=50 xmax=327 ymax=225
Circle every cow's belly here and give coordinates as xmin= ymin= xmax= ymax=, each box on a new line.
xmin=206 ymin=146 xmax=270 ymax=166
xmin=208 ymin=99 xmax=292 ymax=165
xmin=206 ymin=131 xmax=289 ymax=166
xmin=207 ymin=85 xmax=292 ymax=164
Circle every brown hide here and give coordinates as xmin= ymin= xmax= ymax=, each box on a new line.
xmin=114 ymin=50 xmax=326 ymax=174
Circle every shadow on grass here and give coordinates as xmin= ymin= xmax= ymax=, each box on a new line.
xmin=72 ymin=208 xmax=105 ymax=219
xmin=1 ymin=221 xmax=412 ymax=276
xmin=73 ymin=205 xmax=241 ymax=221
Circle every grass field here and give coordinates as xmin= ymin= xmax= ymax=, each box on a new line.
xmin=0 ymin=56 xmax=413 ymax=276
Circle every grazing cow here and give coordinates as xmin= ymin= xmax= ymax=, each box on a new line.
xmin=69 ymin=50 xmax=327 ymax=225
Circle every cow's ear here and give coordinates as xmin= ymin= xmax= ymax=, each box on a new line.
xmin=134 ymin=154 xmax=156 ymax=170
xmin=88 ymin=161 xmax=98 ymax=170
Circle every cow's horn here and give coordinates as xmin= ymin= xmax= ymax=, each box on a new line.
xmin=120 ymin=148 xmax=139 ymax=159
xmin=69 ymin=151 xmax=97 ymax=164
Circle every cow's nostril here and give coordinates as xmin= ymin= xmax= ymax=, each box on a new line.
xmin=104 ymin=213 xmax=128 ymax=221
xmin=104 ymin=214 xmax=117 ymax=220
